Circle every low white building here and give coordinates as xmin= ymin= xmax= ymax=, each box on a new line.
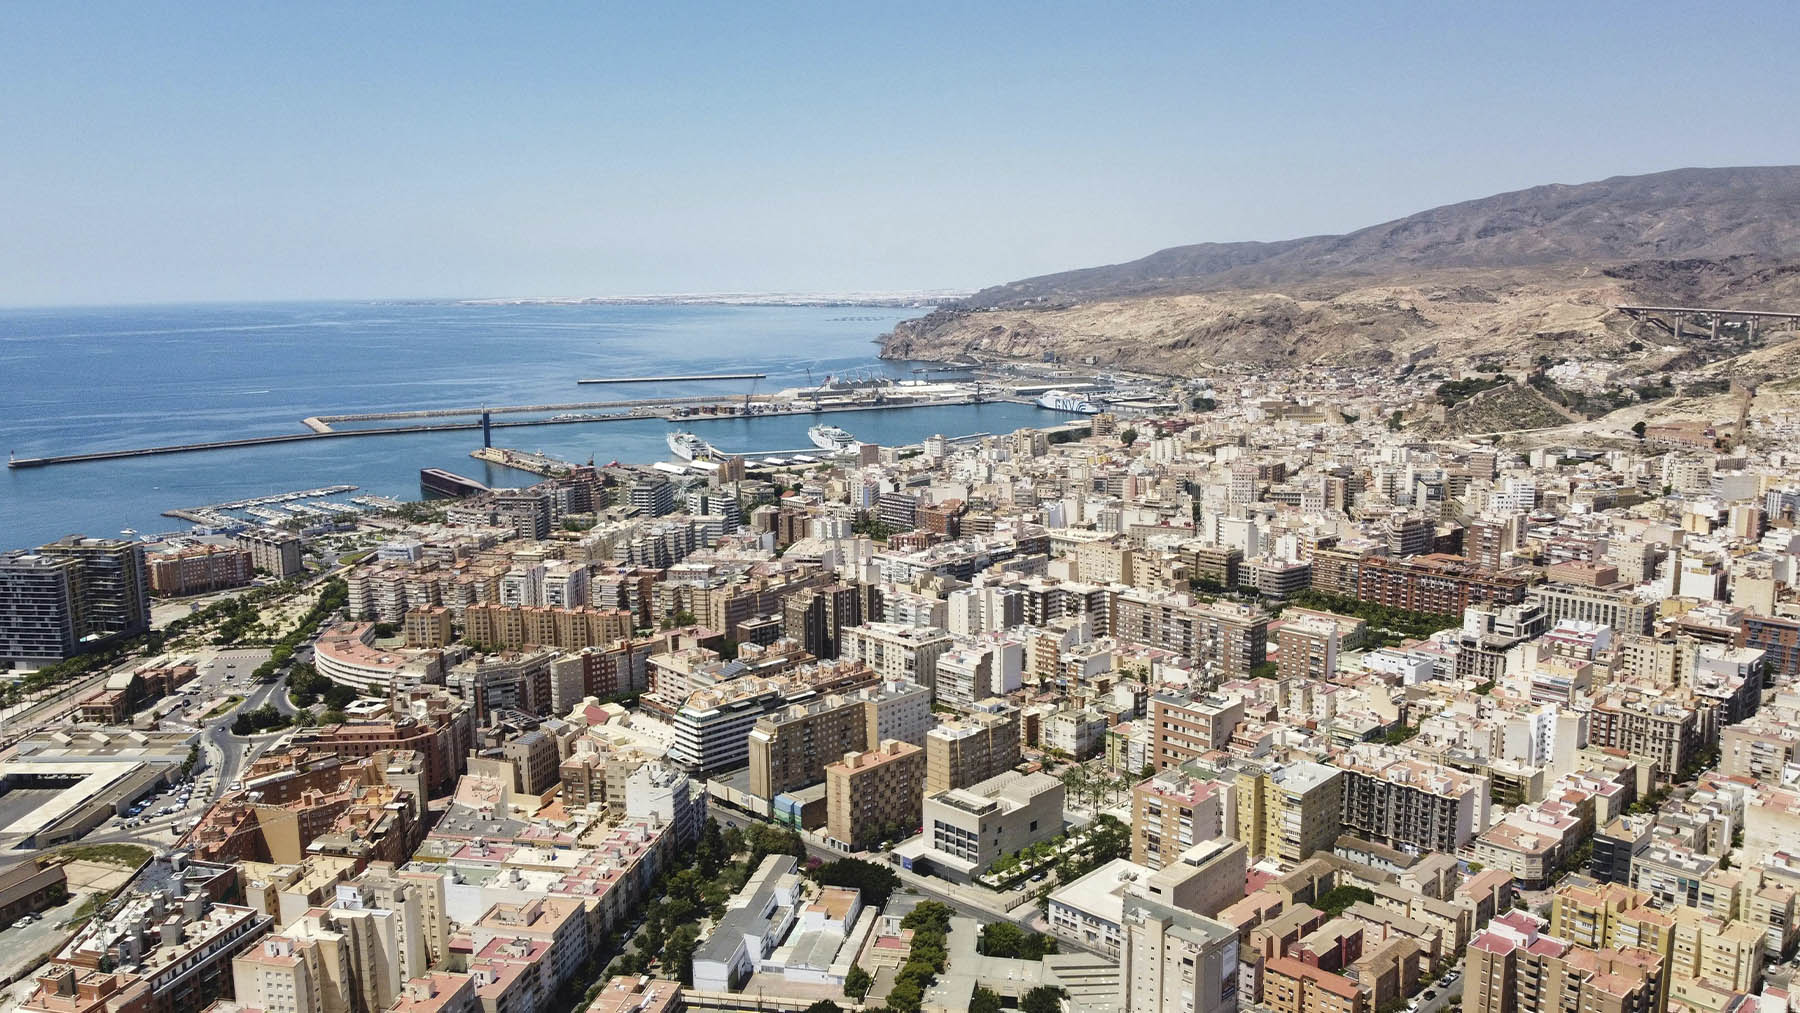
xmin=691 ymin=853 xmax=874 ymax=991
xmin=1048 ymin=858 xmax=1152 ymax=959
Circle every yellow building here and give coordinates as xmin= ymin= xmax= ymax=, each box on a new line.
xmin=1234 ymin=760 xmax=1344 ymax=865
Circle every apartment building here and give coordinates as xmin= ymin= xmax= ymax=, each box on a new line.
xmin=934 ymin=637 xmax=1023 ymax=710
xmin=230 ymin=527 xmax=302 ymax=578
xmin=1464 ymin=912 xmax=1662 ymax=1013
xmin=2 ymin=536 xmax=151 ymax=665
xmin=924 ymin=700 xmax=1022 ymax=793
xmin=1147 ymin=691 xmax=1244 ymax=771
xmin=287 ymin=692 xmax=474 ymax=796
xmin=824 ymin=739 xmax=925 ymax=850
xmin=1111 ymin=590 xmax=1268 ymax=680
xmin=147 ymin=544 xmax=253 ymax=597
xmin=34 ymin=861 xmax=272 ymax=1013
xmin=448 ymin=650 xmax=557 ymax=724
xmin=463 ymin=604 xmax=633 ymax=651
xmin=1184 ymin=544 xmax=1243 ymax=589
xmin=779 ymin=582 xmax=865 ymax=659
xmin=1720 ymin=717 xmax=1800 ymax=780
xmin=1339 ymin=750 xmax=1487 ymax=855
xmin=1263 ymin=957 xmax=1366 ymax=1013
xmin=0 ymin=551 xmax=81 ymax=664
xmin=1132 ymin=770 xmax=1229 ymax=870
xmin=1356 ymin=553 xmax=1527 ymax=615
xmin=1236 ymin=760 xmax=1346 ymax=865
xmin=1120 ymin=889 xmax=1241 ymax=1013
xmin=1585 ymin=692 xmax=1702 ymax=778
xmin=839 ymin=622 xmax=951 ymax=697
xmin=1276 ymin=617 xmax=1339 ymax=682
xmin=747 ymin=695 xmax=869 ymax=801
xmin=403 ymin=606 xmax=453 ymax=648
xmin=1527 ymin=582 xmax=1655 ymax=637
xmin=661 ymin=664 xmax=880 ymax=773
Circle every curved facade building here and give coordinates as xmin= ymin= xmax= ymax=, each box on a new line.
xmin=314 ymin=622 xmax=444 ymax=695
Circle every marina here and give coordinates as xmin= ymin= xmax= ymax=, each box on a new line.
xmin=160 ymin=485 xmax=362 ymax=529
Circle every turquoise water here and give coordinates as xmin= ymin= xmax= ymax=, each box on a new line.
xmin=0 ymin=302 xmax=1061 ymax=545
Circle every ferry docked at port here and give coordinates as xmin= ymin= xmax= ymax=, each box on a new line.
xmin=666 ymin=431 xmax=717 ymax=461
xmin=1035 ymin=389 xmax=1101 ymax=414
xmin=808 ymin=423 xmax=860 ymax=453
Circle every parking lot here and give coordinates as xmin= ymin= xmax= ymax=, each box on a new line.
xmin=194 ymin=648 xmax=274 ymax=694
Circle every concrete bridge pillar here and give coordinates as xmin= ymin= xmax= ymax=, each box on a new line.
xmin=1711 ymin=315 xmax=1721 ymax=341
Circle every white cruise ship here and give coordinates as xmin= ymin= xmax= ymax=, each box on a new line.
xmin=1036 ymin=389 xmax=1101 ymax=414
xmin=808 ymin=423 xmax=860 ymax=453
xmin=666 ymin=430 xmax=716 ymax=461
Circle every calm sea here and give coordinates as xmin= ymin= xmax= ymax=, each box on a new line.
xmin=0 ymin=302 xmax=1064 ymax=546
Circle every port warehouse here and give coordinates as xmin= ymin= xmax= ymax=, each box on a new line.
xmin=0 ymin=729 xmax=195 ymax=849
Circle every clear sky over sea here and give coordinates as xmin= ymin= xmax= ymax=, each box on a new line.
xmin=5 ymin=1 xmax=1799 ymax=306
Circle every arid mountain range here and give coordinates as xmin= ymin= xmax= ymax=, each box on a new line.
xmin=879 ymin=166 xmax=1800 ymax=376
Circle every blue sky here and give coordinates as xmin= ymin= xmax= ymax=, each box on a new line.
xmin=4 ymin=2 xmax=1798 ymax=305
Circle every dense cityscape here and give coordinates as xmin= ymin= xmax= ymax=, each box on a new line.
xmin=3 ymin=352 xmax=1799 ymax=1013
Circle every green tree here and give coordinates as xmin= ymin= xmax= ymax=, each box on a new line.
xmin=661 ymin=923 xmax=701 ymax=985
xmin=814 ymin=858 xmax=901 ymax=908
xmin=697 ymin=817 xmax=727 ymax=877
xmin=1120 ymin=428 xmax=1139 ymax=446
xmin=1022 ymin=985 xmax=1067 ymax=1013
xmin=1631 ymin=420 xmax=1648 ymax=439
xmin=1317 ymin=885 xmax=1375 ymax=917
xmin=803 ymin=1003 xmax=844 ymax=1013
xmin=843 ymin=965 xmax=873 ymax=1000
xmin=970 ymin=986 xmax=1004 ymax=1013
xmin=744 ymin=822 xmax=806 ymax=865
xmin=900 ymin=901 xmax=954 ymax=933
xmin=980 ymin=921 xmax=1027 ymax=957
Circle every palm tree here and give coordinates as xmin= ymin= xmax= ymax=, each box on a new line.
xmin=1060 ymin=765 xmax=1088 ymax=810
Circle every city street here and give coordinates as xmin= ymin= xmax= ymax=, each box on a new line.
xmin=72 ymin=645 xmax=304 ymax=848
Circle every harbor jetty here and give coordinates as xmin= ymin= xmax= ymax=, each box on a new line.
xmin=576 ymin=373 xmax=765 ymax=384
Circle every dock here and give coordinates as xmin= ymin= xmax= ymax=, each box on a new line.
xmin=471 ymin=446 xmax=579 ymax=477
xmin=576 ymin=373 xmax=765 ymax=384
xmin=9 ymin=388 xmax=1032 ymax=470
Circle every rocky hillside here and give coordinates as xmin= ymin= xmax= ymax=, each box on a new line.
xmin=881 ymin=166 xmax=1800 ymax=373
